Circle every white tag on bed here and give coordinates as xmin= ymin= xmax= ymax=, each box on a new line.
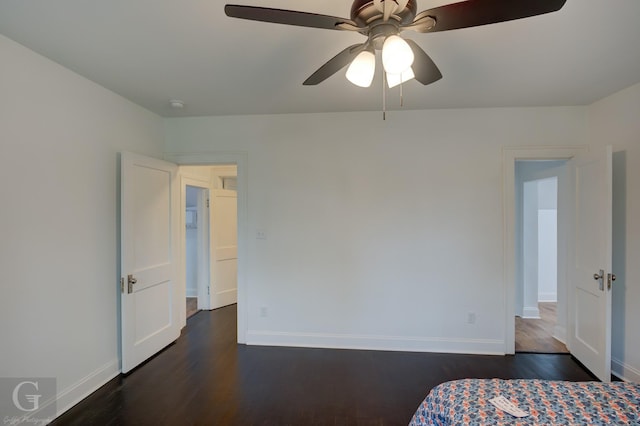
xmin=489 ymin=395 xmax=529 ymax=418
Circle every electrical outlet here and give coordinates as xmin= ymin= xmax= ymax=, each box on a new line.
xmin=260 ymin=306 xmax=268 ymax=317
xmin=467 ymin=312 xmax=476 ymax=324
xmin=256 ymin=229 xmax=267 ymax=240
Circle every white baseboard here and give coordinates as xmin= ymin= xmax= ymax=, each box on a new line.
xmin=552 ymin=326 xmax=566 ymax=344
xmin=25 ymin=359 xmax=120 ymax=422
xmin=246 ymin=330 xmax=505 ymax=355
xmin=612 ymin=357 xmax=640 ymax=383
xmin=538 ymin=293 xmax=557 ymax=302
xmin=522 ymin=306 xmax=541 ymax=319
xmin=186 ymin=288 xmax=198 ymax=298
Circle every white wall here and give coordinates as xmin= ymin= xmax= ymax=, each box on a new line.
xmin=164 ymin=107 xmax=587 ymax=354
xmin=588 ymin=82 xmax=640 ymax=382
xmin=538 ymin=177 xmax=558 ymax=302
xmin=538 ymin=209 xmax=558 ymax=302
xmin=0 ymin=34 xmax=164 ymax=416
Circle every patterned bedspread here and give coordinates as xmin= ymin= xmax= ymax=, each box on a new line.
xmin=410 ymin=379 xmax=640 ymax=425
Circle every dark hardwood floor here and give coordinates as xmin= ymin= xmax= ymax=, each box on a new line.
xmin=53 ymin=305 xmax=596 ymax=426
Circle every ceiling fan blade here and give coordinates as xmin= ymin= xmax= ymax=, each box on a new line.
xmin=415 ymin=0 xmax=567 ymax=33
xmin=303 ymin=44 xmax=367 ymax=85
xmin=225 ymin=5 xmax=357 ymax=31
xmin=383 ymin=0 xmax=395 ymax=21
xmin=405 ymin=39 xmax=442 ymax=85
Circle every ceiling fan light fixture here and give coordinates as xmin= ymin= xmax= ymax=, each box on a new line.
xmin=346 ymin=50 xmax=376 ymax=87
xmin=387 ymin=68 xmax=415 ymax=88
xmin=381 ymin=35 xmax=414 ymax=74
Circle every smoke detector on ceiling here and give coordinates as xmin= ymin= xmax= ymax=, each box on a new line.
xmin=169 ymin=100 xmax=185 ymax=109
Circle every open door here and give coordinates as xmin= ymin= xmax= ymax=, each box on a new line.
xmin=568 ymin=146 xmax=613 ymax=382
xmin=121 ymin=152 xmax=180 ymax=373
xmin=210 ymin=188 xmax=238 ymax=309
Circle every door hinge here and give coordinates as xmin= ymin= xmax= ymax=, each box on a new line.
xmin=120 ymin=277 xmax=124 ymax=293
xmin=206 ymin=199 xmax=210 ymax=208
xmin=207 ymin=286 xmax=210 ymax=295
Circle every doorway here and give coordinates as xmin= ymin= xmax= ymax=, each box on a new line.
xmin=515 ymin=161 xmax=568 ymax=353
xmin=167 ymin=152 xmax=247 ymax=344
xmin=185 ymin=185 xmax=208 ymax=319
xmin=180 ymin=165 xmax=239 ymax=327
xmin=503 ymin=146 xmax=587 ymax=355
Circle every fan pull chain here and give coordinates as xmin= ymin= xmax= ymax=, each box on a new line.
xmin=382 ymin=71 xmax=387 ymax=120
xmin=400 ymin=81 xmax=404 ymax=107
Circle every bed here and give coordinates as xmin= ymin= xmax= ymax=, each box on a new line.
xmin=409 ymin=378 xmax=640 ymax=425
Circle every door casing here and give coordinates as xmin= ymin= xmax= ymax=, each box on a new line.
xmin=165 ymin=152 xmax=248 ymax=344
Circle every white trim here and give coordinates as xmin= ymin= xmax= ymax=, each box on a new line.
xmin=538 ymin=292 xmax=558 ymax=302
xmin=612 ymin=357 xmax=640 ymax=383
xmin=502 ymin=146 xmax=587 ymax=354
xmin=522 ymin=306 xmax=541 ymax=319
xmin=29 ymin=359 xmax=120 ymax=421
xmin=165 ymin=151 xmax=248 ymax=344
xmin=246 ymin=330 xmax=505 ymax=355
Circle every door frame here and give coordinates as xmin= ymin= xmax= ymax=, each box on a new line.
xmin=181 ymin=177 xmax=211 ymax=327
xmin=517 ymin=164 xmax=564 ymax=320
xmin=165 ymin=151 xmax=248 ymax=344
xmin=502 ymin=146 xmax=587 ymax=354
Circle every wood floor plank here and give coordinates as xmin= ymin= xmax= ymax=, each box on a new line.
xmin=53 ymin=304 xmax=596 ymax=426
xmin=515 ymin=302 xmax=568 ymax=353
xmin=186 ymin=297 xmax=199 ymax=319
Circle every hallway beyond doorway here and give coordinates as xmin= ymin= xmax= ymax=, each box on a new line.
xmin=516 ymin=302 xmax=568 ymax=353
xmin=186 ymin=297 xmax=199 ymax=319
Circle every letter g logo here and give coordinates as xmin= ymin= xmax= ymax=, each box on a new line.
xmin=12 ymin=381 xmax=41 ymax=412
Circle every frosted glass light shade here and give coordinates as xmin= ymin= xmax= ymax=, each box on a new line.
xmin=387 ymin=68 xmax=415 ymax=88
xmin=382 ymin=35 xmax=414 ymax=74
xmin=346 ymin=51 xmax=376 ymax=87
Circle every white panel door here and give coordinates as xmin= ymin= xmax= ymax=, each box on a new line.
xmin=568 ymin=146 xmax=613 ymax=382
xmin=121 ymin=152 xmax=180 ymax=373
xmin=210 ymin=189 xmax=238 ymax=309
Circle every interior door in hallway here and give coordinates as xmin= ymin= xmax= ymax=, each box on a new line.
xmin=210 ymin=188 xmax=238 ymax=309
xmin=120 ymin=152 xmax=180 ymax=373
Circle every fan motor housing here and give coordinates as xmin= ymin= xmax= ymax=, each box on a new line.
xmin=350 ymin=0 xmax=417 ymax=26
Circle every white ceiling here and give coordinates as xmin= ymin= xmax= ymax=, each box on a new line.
xmin=1 ymin=0 xmax=639 ymax=117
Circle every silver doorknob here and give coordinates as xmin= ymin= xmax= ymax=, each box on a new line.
xmin=593 ymin=269 xmax=605 ymax=291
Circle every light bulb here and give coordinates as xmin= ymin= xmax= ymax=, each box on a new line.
xmin=345 ymin=50 xmax=376 ymax=88
xmin=387 ymin=68 xmax=415 ymax=88
xmin=382 ymin=35 xmax=414 ymax=75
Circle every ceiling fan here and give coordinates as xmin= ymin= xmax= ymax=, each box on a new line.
xmin=225 ymin=0 xmax=568 ymax=89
